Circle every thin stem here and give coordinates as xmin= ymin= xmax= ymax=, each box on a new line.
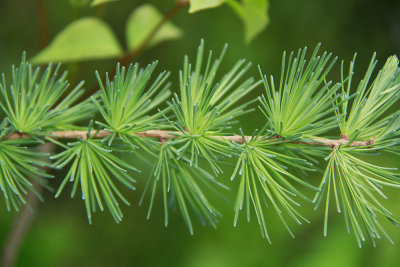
xmin=37 ymin=0 xmax=48 ymax=47
xmin=5 ymin=130 xmax=374 ymax=148
xmin=94 ymin=3 xmax=106 ymax=18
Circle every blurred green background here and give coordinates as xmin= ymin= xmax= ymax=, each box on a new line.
xmin=1 ymin=0 xmax=400 ymax=266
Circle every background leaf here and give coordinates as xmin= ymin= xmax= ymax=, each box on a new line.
xmin=90 ymin=0 xmax=119 ymax=7
xmin=228 ymin=0 xmax=269 ymax=43
xmin=125 ymin=4 xmax=183 ymax=52
xmin=189 ymin=0 xmax=226 ymax=13
xmin=32 ymin=17 xmax=123 ymax=64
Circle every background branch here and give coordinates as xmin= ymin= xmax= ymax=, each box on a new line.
xmin=1 ymin=143 xmax=52 ymax=267
xmin=37 ymin=0 xmax=48 ymax=47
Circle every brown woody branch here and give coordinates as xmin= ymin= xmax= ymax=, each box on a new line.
xmin=5 ymin=130 xmax=374 ymax=148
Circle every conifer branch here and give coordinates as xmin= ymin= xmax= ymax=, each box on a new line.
xmin=2 ymin=41 xmax=400 ymax=247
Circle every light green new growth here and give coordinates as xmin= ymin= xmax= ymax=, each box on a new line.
xmin=0 ymin=53 xmax=95 ymax=133
xmin=230 ymin=128 xmax=316 ymax=243
xmin=1 ymin=41 xmax=400 ymax=247
xmin=259 ymin=44 xmax=344 ymax=138
xmin=314 ymin=54 xmax=400 ymax=247
xmin=92 ymin=61 xmax=171 ymax=148
xmin=49 ymin=131 xmax=138 ymax=224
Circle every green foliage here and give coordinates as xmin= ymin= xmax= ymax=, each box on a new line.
xmin=34 ymin=0 xmax=269 ymax=65
xmin=93 ymin=61 xmax=171 ymax=148
xmin=313 ymin=53 xmax=400 ymax=247
xmin=0 ymin=53 xmax=94 ymax=133
xmin=50 ymin=134 xmax=137 ymax=223
xmin=90 ymin=0 xmax=119 ymax=7
xmin=2 ymin=42 xmax=400 ymax=247
xmin=140 ymin=144 xmax=225 ymax=235
xmin=227 ymin=0 xmax=269 ymax=43
xmin=230 ymin=128 xmax=316 ymax=242
xmin=189 ymin=0 xmax=226 ymax=13
xmin=189 ymin=0 xmax=269 ymax=42
xmin=337 ymin=54 xmax=400 ymax=141
xmin=0 ymin=136 xmax=51 ymax=211
xmin=141 ymin=40 xmax=258 ymax=233
xmin=166 ymin=40 xmax=259 ymax=173
xmin=259 ymin=44 xmax=341 ymax=138
xmin=314 ymin=148 xmax=400 ymax=247
xmin=0 ymin=53 xmax=93 ymax=212
xmin=126 ymin=4 xmax=183 ymax=51
xmin=32 ymin=18 xmax=123 ymax=63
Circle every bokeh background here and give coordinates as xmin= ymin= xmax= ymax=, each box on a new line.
xmin=1 ymin=0 xmax=400 ymax=266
